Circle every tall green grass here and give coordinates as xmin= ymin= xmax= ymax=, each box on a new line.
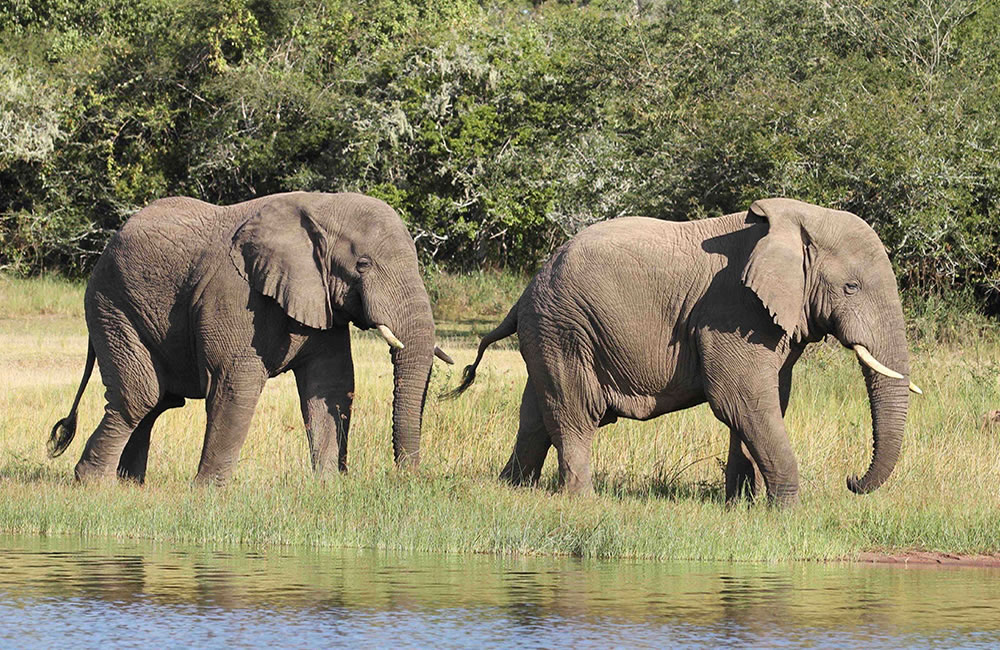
xmin=1 ymin=274 xmax=998 ymax=560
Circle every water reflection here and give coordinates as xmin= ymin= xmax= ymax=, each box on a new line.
xmin=1 ymin=535 xmax=999 ymax=647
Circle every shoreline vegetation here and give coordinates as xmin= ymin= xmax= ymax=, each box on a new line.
xmin=2 ymin=273 xmax=999 ymax=564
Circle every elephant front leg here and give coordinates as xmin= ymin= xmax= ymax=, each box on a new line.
xmin=705 ymin=380 xmax=799 ymax=506
xmin=293 ymin=342 xmax=353 ymax=476
xmin=500 ymin=380 xmax=551 ymax=486
xmin=728 ymin=405 xmax=799 ymax=506
xmin=725 ymin=430 xmax=763 ymax=504
xmin=554 ymin=432 xmax=595 ymax=495
xmin=195 ymin=363 xmax=266 ymax=485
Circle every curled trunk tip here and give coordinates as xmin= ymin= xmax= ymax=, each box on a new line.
xmin=847 ymin=474 xmax=876 ymax=494
xmin=848 ymin=363 xmax=909 ymax=496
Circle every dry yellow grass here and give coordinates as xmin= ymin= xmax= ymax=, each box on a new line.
xmin=2 ymin=274 xmax=999 ymax=559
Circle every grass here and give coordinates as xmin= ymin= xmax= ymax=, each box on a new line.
xmin=1 ymin=273 xmax=999 ymax=561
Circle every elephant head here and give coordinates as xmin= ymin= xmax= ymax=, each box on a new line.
xmin=742 ymin=198 xmax=918 ymax=494
xmin=229 ymin=192 xmax=437 ymax=466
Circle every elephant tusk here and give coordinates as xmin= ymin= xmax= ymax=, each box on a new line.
xmin=909 ymin=381 xmax=923 ymax=395
xmin=434 ymin=345 xmax=454 ymax=365
xmin=853 ymin=344 xmax=903 ymax=380
xmin=377 ymin=324 xmax=405 ymax=350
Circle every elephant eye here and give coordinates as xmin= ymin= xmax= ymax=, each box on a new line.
xmin=844 ymin=281 xmax=860 ymax=295
xmin=356 ymin=257 xmax=372 ymax=273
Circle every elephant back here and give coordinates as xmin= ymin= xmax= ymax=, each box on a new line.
xmin=88 ymin=196 xmax=227 ymax=348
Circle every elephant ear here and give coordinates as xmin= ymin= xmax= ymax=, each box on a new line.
xmin=741 ymin=198 xmax=809 ymax=340
xmin=230 ymin=200 xmax=334 ymax=330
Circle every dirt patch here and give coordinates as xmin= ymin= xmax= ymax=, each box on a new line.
xmin=856 ymin=551 xmax=1000 ymax=568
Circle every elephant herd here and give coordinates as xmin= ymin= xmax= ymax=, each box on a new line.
xmin=49 ymin=192 xmax=922 ymax=506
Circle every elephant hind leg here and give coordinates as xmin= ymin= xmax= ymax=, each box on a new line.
xmin=117 ymin=394 xmax=186 ymax=484
xmin=517 ymin=325 xmax=604 ymax=495
xmin=76 ymin=411 xmax=141 ymax=481
xmin=725 ymin=429 xmax=762 ymax=504
xmin=75 ymin=305 xmax=165 ymax=482
xmin=550 ymin=420 xmax=598 ymax=495
xmin=533 ymin=377 xmax=602 ymax=496
xmin=500 ymin=379 xmax=551 ymax=487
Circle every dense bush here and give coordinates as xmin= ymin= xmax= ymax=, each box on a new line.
xmin=1 ymin=0 xmax=998 ymax=310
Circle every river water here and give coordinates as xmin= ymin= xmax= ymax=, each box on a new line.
xmin=1 ymin=535 xmax=999 ymax=648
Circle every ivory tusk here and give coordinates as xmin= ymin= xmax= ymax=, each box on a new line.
xmin=376 ymin=324 xmax=405 ymax=350
xmin=909 ymin=381 xmax=923 ymax=395
xmin=434 ymin=345 xmax=454 ymax=365
xmin=853 ymin=344 xmax=903 ymax=379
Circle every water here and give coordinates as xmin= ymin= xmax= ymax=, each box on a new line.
xmin=2 ymin=535 xmax=999 ymax=648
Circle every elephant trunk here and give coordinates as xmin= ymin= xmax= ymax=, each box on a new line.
xmin=847 ymin=320 xmax=910 ymax=494
xmin=387 ymin=285 xmax=435 ymax=468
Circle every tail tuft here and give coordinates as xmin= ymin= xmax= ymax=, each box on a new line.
xmin=438 ymin=298 xmax=520 ymax=400
xmin=48 ymin=414 xmax=78 ymax=458
xmin=440 ymin=364 xmax=477 ymax=400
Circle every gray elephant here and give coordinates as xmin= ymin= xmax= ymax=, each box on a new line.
xmin=50 ymin=191 xmax=452 ymax=484
xmin=450 ymin=198 xmax=921 ymax=506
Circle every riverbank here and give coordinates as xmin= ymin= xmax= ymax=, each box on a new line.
xmin=2 ymin=274 xmax=999 ymax=561
xmin=857 ymin=552 xmax=1000 ymax=568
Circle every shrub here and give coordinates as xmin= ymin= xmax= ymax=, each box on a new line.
xmin=0 ymin=0 xmax=997 ymax=313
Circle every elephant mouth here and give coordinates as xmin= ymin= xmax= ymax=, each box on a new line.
xmin=376 ymin=324 xmax=405 ymax=349
xmin=374 ymin=323 xmax=453 ymax=364
xmin=853 ymin=344 xmax=922 ymax=394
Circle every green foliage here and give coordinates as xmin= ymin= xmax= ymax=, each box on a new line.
xmin=1 ymin=0 xmax=998 ymax=311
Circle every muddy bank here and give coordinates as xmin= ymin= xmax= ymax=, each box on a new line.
xmin=857 ymin=551 xmax=1000 ymax=568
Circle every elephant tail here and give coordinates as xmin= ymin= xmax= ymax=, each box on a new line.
xmin=442 ymin=301 xmax=519 ymax=399
xmin=48 ymin=340 xmax=96 ymax=458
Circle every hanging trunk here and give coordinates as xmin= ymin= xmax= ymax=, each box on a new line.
xmin=386 ymin=285 xmax=435 ymax=467
xmin=847 ymin=320 xmax=910 ymax=494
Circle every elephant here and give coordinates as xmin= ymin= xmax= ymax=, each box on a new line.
xmin=449 ymin=198 xmax=922 ymax=506
xmin=49 ymin=191 xmax=452 ymax=484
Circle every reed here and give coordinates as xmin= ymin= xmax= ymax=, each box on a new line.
xmin=1 ymin=274 xmax=998 ymax=560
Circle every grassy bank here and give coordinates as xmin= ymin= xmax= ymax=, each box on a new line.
xmin=1 ymin=274 xmax=999 ymax=561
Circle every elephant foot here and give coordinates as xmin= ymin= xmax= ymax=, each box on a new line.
xmin=765 ymin=484 xmax=800 ymax=508
xmin=74 ymin=460 xmax=114 ymax=483
xmin=116 ymin=466 xmax=146 ymax=485
xmin=725 ymin=466 xmax=760 ymax=506
xmin=558 ymin=466 xmax=594 ymax=496
xmin=192 ymin=475 xmax=227 ymax=488
xmin=499 ymin=456 xmax=542 ymax=487
xmin=559 ymin=477 xmax=594 ymax=496
xmin=311 ymin=461 xmax=346 ymax=480
xmin=193 ymin=463 xmax=236 ymax=487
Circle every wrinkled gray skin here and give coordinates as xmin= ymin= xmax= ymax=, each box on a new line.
xmin=453 ymin=199 xmax=913 ymax=506
xmin=50 ymin=192 xmax=438 ymax=484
